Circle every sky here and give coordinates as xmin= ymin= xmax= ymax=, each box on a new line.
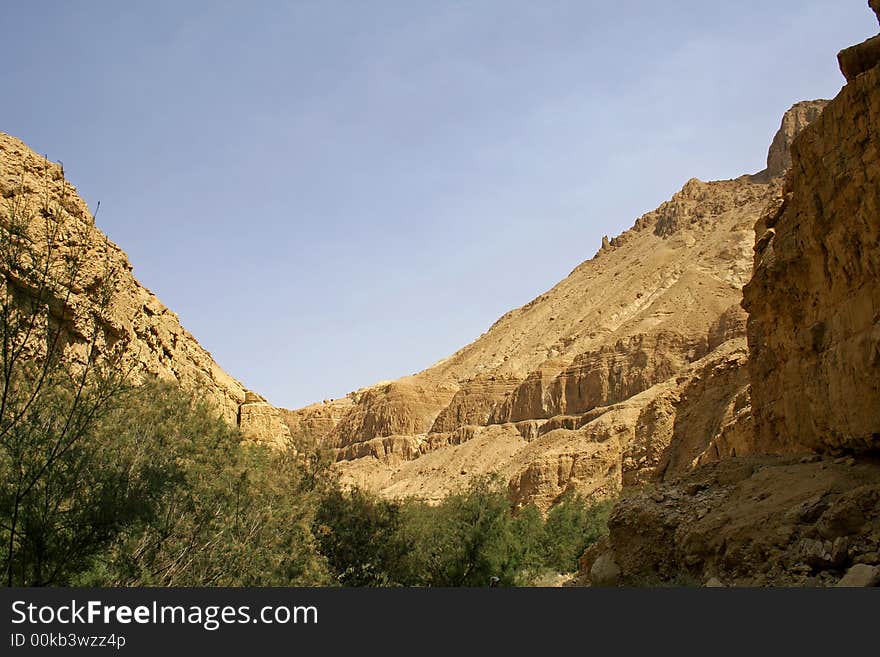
xmin=1 ymin=1 xmax=875 ymax=408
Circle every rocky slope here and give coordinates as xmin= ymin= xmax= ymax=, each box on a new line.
xmin=580 ymin=4 xmax=880 ymax=587
xmin=583 ymin=454 xmax=880 ymax=587
xmin=285 ymin=101 xmax=826 ymax=508
xmin=0 ymin=133 xmax=289 ymax=445
xmin=743 ymin=49 xmax=880 ymax=456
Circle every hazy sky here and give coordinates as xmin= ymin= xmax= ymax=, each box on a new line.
xmin=2 ymin=1 xmax=875 ymax=408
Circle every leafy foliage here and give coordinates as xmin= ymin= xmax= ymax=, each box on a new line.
xmin=0 ymin=168 xmax=614 ymax=587
xmin=542 ymin=493 xmax=614 ymax=573
xmin=315 ymin=487 xmax=406 ymax=586
xmin=312 ymin=479 xmax=613 ymax=587
xmin=82 ymin=382 xmax=332 ymax=586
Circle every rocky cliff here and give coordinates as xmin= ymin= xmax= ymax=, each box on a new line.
xmin=743 ymin=39 xmax=880 ymax=456
xmin=581 ymin=3 xmax=880 ymax=587
xmin=285 ymin=101 xmax=826 ymax=508
xmin=0 ymin=133 xmax=289 ymax=445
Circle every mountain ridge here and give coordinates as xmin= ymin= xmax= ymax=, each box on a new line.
xmin=0 ymin=132 xmax=291 ymax=446
xmin=283 ymin=99 xmax=828 ymax=507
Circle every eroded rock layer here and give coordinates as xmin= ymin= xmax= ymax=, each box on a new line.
xmin=0 ymin=133 xmax=289 ymax=445
xmin=586 ymin=7 xmax=880 ymax=586
xmin=744 ymin=35 xmax=880 ymax=456
xmin=286 ymin=101 xmax=826 ymax=508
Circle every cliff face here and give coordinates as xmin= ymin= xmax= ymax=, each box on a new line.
xmin=0 ymin=133 xmax=289 ymax=445
xmin=286 ymin=102 xmax=825 ymax=508
xmin=585 ymin=5 xmax=880 ymax=587
xmin=743 ymin=44 xmax=880 ymax=455
xmin=752 ymin=100 xmax=829 ymax=182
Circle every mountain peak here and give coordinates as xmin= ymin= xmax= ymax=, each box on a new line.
xmin=754 ymin=100 xmax=829 ymax=181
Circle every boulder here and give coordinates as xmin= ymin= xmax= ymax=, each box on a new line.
xmin=836 ymin=564 xmax=880 ymax=587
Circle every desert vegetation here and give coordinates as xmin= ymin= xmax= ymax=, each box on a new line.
xmin=315 ymin=482 xmax=612 ymax=587
xmin=0 ymin=176 xmax=610 ymax=586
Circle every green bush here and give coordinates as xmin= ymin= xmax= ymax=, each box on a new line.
xmin=396 ymin=477 xmax=526 ymax=586
xmin=0 ymin=373 xmax=333 ymax=586
xmin=311 ymin=478 xmax=616 ymax=587
xmin=542 ymin=493 xmax=614 ymax=573
xmin=314 ymin=487 xmax=406 ymax=586
xmin=82 ymin=381 xmax=331 ymax=586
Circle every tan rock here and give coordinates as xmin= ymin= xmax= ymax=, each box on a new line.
xmin=283 ymin=397 xmax=354 ymax=446
xmin=602 ymin=456 xmax=880 ymax=586
xmin=603 ymin=16 xmax=880 ymax=585
xmin=285 ymin=173 xmax=783 ymax=506
xmin=326 ymin=379 xmax=457 ymax=449
xmin=0 ymin=133 xmax=288 ymax=446
xmin=590 ymin=552 xmax=621 ymax=587
xmin=836 ymin=564 xmax=880 ymax=587
xmin=752 ymin=100 xmax=828 ymax=181
xmin=285 ymin=97 xmax=827 ymax=508
xmin=837 ymin=34 xmax=880 ymax=82
xmin=238 ymin=396 xmax=292 ymax=447
xmin=743 ymin=61 xmax=880 ymax=455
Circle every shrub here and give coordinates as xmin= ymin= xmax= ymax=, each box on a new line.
xmin=542 ymin=493 xmax=614 ymax=573
xmin=82 ymin=381 xmax=331 ymax=586
xmin=314 ymin=487 xmax=406 ymax=586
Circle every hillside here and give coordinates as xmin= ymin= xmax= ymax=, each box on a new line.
xmin=0 ymin=133 xmax=290 ymax=445
xmin=582 ymin=4 xmax=880 ymax=587
xmin=285 ymin=101 xmax=827 ymax=508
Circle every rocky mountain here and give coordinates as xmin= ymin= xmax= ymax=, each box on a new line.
xmin=5 ymin=1 xmax=876 ymax=587
xmin=744 ymin=51 xmax=880 ymax=456
xmin=581 ymin=3 xmax=880 ymax=587
xmin=284 ymin=99 xmax=829 ymax=508
xmin=0 ymin=132 xmax=290 ymax=445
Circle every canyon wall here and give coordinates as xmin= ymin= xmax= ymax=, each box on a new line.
xmin=0 ymin=133 xmax=289 ymax=445
xmin=586 ymin=5 xmax=880 ymax=586
xmin=287 ymin=101 xmax=826 ymax=508
xmin=743 ymin=34 xmax=880 ymax=455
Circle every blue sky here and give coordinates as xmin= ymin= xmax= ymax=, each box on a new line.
xmin=2 ymin=1 xmax=875 ymax=408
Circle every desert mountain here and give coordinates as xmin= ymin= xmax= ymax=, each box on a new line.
xmin=583 ymin=4 xmax=880 ymax=587
xmin=285 ymin=101 xmax=828 ymax=508
xmin=0 ymin=133 xmax=290 ymax=445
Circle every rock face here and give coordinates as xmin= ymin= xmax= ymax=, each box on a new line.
xmin=753 ymin=100 xmax=828 ymax=181
xmin=605 ymin=456 xmax=880 ymax=586
xmin=836 ymin=564 xmax=880 ymax=587
xmin=838 ymin=2 xmax=880 ymax=82
xmin=588 ymin=7 xmax=880 ymax=586
xmin=743 ymin=38 xmax=880 ymax=455
xmin=238 ymin=392 xmax=292 ymax=445
xmin=0 ymin=133 xmax=288 ymax=445
xmin=286 ymin=102 xmax=825 ymax=509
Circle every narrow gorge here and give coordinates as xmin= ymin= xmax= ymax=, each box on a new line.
xmin=2 ymin=1 xmax=878 ymax=589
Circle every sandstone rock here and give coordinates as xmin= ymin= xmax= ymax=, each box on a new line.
xmin=430 ymin=375 xmax=520 ymax=432
xmin=326 ymin=379 xmax=457 ymax=449
xmin=0 ymin=132 xmax=289 ymax=446
xmin=238 ymin=396 xmax=292 ymax=447
xmin=336 ymin=434 xmax=422 ymax=465
xmin=283 ymin=397 xmax=354 ymax=446
xmin=835 ymin=564 xmax=880 ymax=587
xmin=743 ymin=58 xmax=880 ymax=455
xmin=589 ymin=552 xmax=621 ymax=587
xmin=578 ymin=537 xmax=609 ymax=578
xmin=600 ymin=457 xmax=880 ymax=586
xmin=288 ymin=172 xmax=783 ymax=507
xmin=752 ymin=101 xmax=828 ymax=181
xmin=837 ymin=34 xmax=880 ymax=82
xmin=281 ymin=76 xmax=823 ymax=511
